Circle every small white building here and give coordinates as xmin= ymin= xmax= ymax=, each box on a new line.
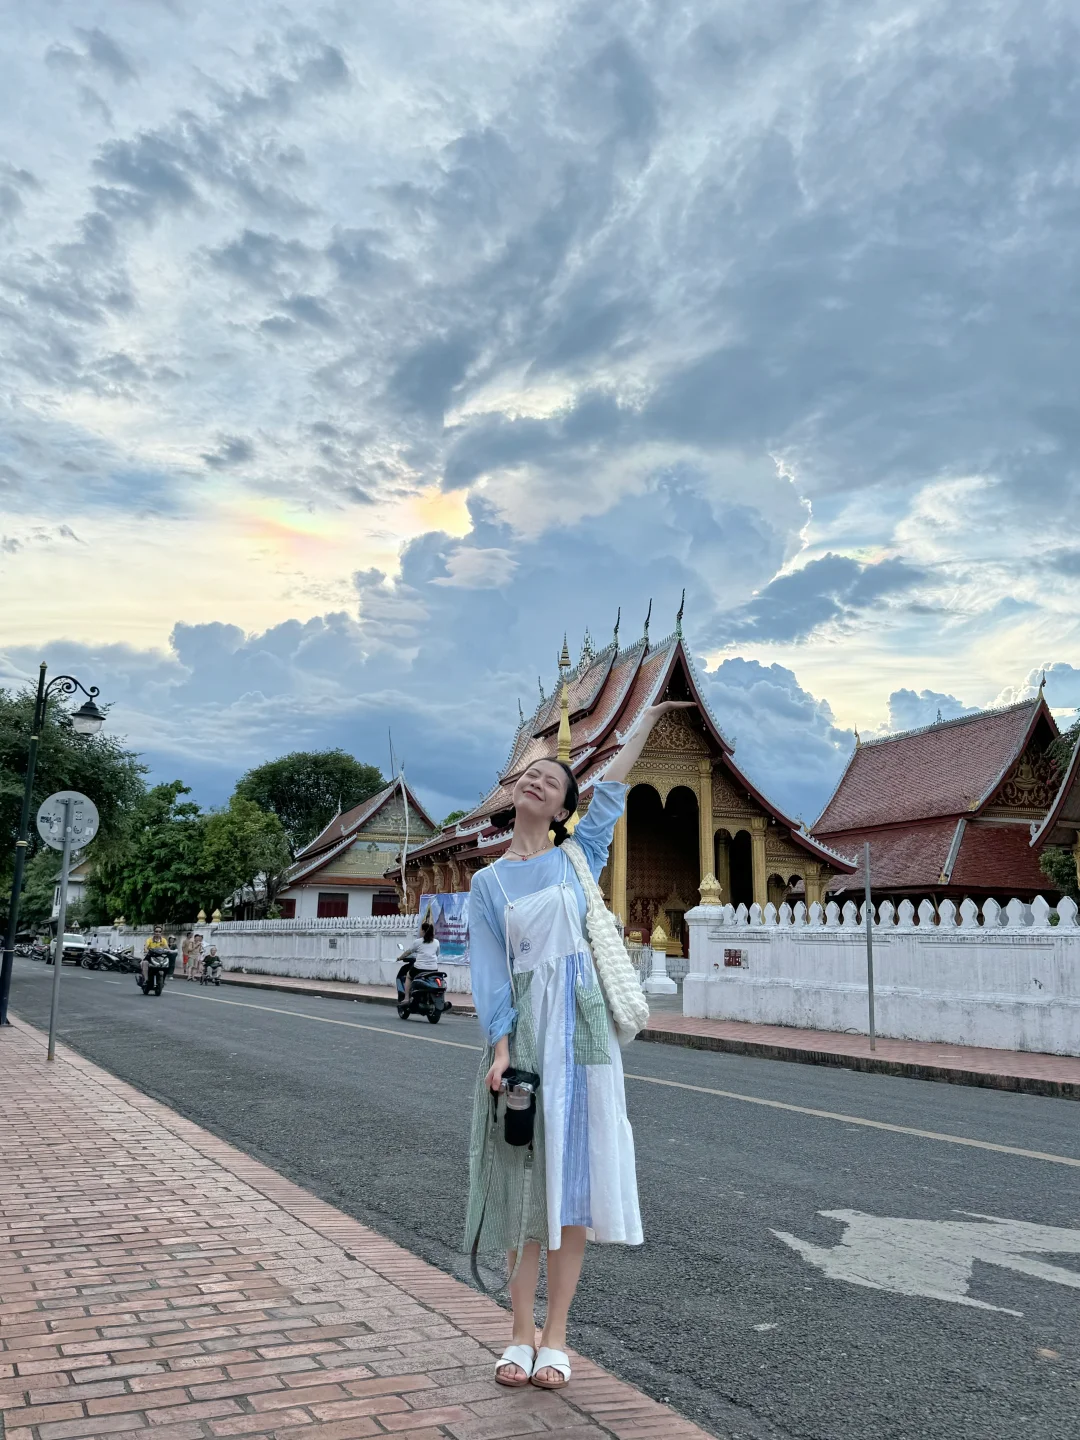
xmin=276 ymin=779 xmax=437 ymax=921
xmin=51 ymin=855 xmax=92 ymax=920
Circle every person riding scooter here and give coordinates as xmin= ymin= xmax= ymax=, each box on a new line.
xmin=400 ymin=921 xmax=440 ymax=1006
xmin=140 ymin=926 xmax=169 ymax=990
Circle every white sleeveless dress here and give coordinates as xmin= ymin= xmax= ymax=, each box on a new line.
xmin=467 ymin=850 xmax=642 ymax=1253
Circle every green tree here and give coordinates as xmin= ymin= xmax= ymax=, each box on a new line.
xmin=203 ymin=796 xmax=292 ymax=914
xmin=442 ymin=809 xmax=467 ymax=827
xmin=0 ymin=684 xmax=146 ymax=909
xmin=90 ymin=782 xmax=212 ymax=925
xmin=13 ymin=850 xmax=61 ymax=934
xmin=234 ymin=749 xmax=386 ymax=854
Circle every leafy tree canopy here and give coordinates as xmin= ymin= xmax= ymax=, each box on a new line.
xmin=0 ymin=684 xmax=146 ymax=903
xmin=442 ymin=809 xmax=467 ymax=827
xmin=89 ymin=784 xmax=293 ymax=925
xmin=234 ymin=749 xmax=385 ymax=854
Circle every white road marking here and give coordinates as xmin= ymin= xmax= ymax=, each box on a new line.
xmin=619 ymin=1073 xmax=1080 ymax=1169
xmin=169 ymin=990 xmax=1080 ymax=1167
xmin=773 ymin=1210 xmax=1080 ymax=1316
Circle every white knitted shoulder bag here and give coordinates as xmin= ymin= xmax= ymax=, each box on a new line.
xmin=560 ymin=837 xmax=650 ymax=1046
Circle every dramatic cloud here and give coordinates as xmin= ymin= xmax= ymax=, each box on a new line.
xmin=3 ymin=1 xmax=1080 ymax=811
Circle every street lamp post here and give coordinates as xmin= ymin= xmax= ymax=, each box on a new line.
xmin=0 ymin=664 xmax=105 ymax=1027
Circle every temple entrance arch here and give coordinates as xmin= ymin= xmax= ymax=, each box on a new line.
xmin=716 ymin=828 xmax=753 ymax=908
xmin=626 ymin=782 xmax=699 ymax=953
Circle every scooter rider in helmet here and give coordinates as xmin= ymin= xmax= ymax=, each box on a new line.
xmin=141 ymin=925 xmax=169 ymax=991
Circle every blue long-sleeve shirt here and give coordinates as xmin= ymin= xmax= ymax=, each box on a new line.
xmin=468 ymin=781 xmax=627 ymax=1045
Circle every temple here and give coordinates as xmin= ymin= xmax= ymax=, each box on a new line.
xmin=279 ymin=778 xmax=437 ymax=920
xmin=813 ymin=689 xmax=1066 ymax=904
xmin=396 ymin=608 xmax=854 ymax=952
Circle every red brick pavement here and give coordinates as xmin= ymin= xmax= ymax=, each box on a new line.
xmin=216 ymin=973 xmax=1080 ymax=1100
xmin=0 ymin=1017 xmax=710 ymax=1440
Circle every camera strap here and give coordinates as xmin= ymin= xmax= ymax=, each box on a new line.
xmin=469 ymin=1090 xmax=534 ymax=1296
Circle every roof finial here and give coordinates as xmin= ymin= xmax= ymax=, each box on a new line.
xmin=613 ymin=606 xmax=621 ymax=649
xmin=538 ymin=676 xmax=546 ymax=702
xmin=936 ymin=707 xmax=942 ymax=723
xmin=675 ymin=587 xmax=685 ymax=639
xmin=518 ymin=697 xmax=525 ymax=726
xmin=643 ymin=596 xmax=652 ymax=645
xmin=854 ymin=725 xmax=861 ymax=747
xmin=1039 ymin=669 xmax=1046 ymax=692
xmin=580 ymin=627 xmax=595 ymax=665
xmin=559 ymin=633 xmax=571 ymax=674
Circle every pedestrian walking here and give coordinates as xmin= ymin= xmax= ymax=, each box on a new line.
xmin=465 ymin=699 xmax=692 ymax=1390
xmin=189 ymin=934 xmax=204 ymax=981
xmin=181 ymin=934 xmax=192 ymax=979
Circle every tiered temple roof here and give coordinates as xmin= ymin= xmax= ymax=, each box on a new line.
xmin=402 ymin=617 xmax=852 ymax=880
xmin=289 ymin=778 xmax=436 ymax=888
xmin=813 ymin=693 xmax=1062 ymax=898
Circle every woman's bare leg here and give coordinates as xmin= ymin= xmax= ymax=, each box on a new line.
xmin=537 ymin=1225 xmax=586 ymax=1381
xmin=501 ymin=1240 xmax=542 ymax=1380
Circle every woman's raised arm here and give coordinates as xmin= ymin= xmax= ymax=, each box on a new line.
xmin=603 ymin=701 xmax=696 ymax=784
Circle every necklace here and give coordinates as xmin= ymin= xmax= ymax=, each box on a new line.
xmin=504 ymin=839 xmax=554 ymax=861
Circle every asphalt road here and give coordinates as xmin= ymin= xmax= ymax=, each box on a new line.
xmin=9 ymin=958 xmax=1080 ymax=1440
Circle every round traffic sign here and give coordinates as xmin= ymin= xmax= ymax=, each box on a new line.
xmin=36 ymin=791 xmax=100 ymax=852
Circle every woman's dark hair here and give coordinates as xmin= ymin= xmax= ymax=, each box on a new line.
xmin=421 ymin=920 xmax=435 ymax=944
xmin=491 ymin=760 xmax=579 ymax=846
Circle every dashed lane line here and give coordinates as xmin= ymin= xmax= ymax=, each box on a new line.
xmin=168 ymin=987 xmax=1080 ymax=1168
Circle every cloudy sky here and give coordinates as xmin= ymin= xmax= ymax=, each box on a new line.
xmin=3 ymin=0 xmax=1079 ymax=824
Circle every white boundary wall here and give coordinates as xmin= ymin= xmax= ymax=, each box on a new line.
xmin=87 ymin=916 xmax=471 ymax=995
xmin=682 ymin=896 xmax=1080 ymax=1056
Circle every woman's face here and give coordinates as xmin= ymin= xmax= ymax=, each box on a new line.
xmin=511 ymin=760 xmax=570 ymax=826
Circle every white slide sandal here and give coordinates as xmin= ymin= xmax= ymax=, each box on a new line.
xmin=530 ymin=1346 xmax=571 ymax=1389
xmin=495 ymin=1343 xmax=535 ymax=1387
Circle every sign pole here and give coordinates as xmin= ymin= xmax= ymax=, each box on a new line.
xmin=864 ymin=840 xmax=876 ymax=1052
xmin=47 ymin=798 xmax=75 ymax=1062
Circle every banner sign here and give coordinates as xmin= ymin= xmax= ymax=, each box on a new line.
xmin=418 ymin=892 xmax=470 ymax=963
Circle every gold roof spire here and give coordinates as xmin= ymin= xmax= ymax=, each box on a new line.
xmin=557 ymin=633 xmax=572 ymax=762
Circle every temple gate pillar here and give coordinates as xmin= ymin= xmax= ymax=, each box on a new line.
xmin=610 ymin=812 xmax=628 ymax=924
xmin=749 ymin=816 xmax=768 ymax=910
xmin=713 ymin=827 xmax=732 ymax=902
xmin=697 ymin=759 xmax=714 ymax=886
xmin=803 ymin=863 xmax=824 ymax=908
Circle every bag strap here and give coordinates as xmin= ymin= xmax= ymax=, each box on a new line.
xmin=469 ymin=1089 xmax=534 ymax=1295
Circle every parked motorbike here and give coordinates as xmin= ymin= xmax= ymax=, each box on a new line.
xmin=80 ymin=948 xmax=107 ymax=970
xmin=395 ymin=961 xmax=452 ymax=1024
xmin=199 ymin=955 xmax=222 ymax=986
xmin=137 ymin=948 xmax=175 ymax=997
xmin=16 ymin=941 xmax=49 ymax=962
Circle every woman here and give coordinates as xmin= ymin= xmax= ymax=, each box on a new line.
xmin=467 ymin=699 xmax=692 ymax=1390
xmin=401 ymin=919 xmax=441 ymax=1006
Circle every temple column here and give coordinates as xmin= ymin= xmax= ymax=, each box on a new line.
xmin=697 ymin=759 xmax=714 ymax=886
xmin=750 ymin=816 xmax=768 ymax=910
xmin=449 ymin=857 xmax=463 ymax=892
xmin=714 ymin=826 xmax=732 ymax=902
xmin=610 ymin=812 xmax=628 ymax=924
xmin=1073 ymin=838 xmax=1080 ymax=893
xmin=804 ymin=863 xmax=826 ymax=908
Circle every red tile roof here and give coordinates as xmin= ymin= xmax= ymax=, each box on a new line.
xmin=826 ymin=818 xmax=958 ymax=893
xmin=950 ymin=822 xmax=1052 ymax=892
xmin=815 ymin=700 xmax=1049 ymax=833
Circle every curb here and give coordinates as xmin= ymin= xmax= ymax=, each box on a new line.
xmin=221 ymin=971 xmax=479 ymax=1017
xmin=638 ymin=1026 xmax=1080 ymax=1101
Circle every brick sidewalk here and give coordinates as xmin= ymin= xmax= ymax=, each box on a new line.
xmin=0 ymin=1018 xmax=709 ymax=1440
xmin=217 ymin=973 xmax=1080 ymax=1100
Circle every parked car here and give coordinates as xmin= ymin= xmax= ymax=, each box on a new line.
xmin=50 ymin=932 xmax=89 ymax=965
